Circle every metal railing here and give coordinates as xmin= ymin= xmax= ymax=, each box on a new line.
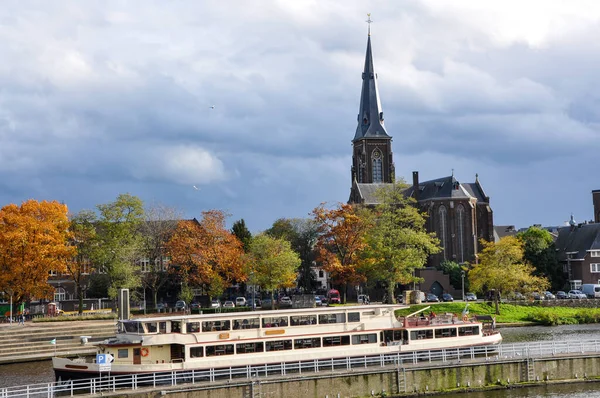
xmin=4 ymin=339 xmax=600 ymax=398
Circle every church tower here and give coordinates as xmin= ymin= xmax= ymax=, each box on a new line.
xmin=351 ymin=27 xmax=394 ymax=186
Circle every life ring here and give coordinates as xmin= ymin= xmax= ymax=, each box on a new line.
xmin=462 ymin=315 xmax=468 ymax=322
xmin=140 ymin=347 xmax=149 ymax=357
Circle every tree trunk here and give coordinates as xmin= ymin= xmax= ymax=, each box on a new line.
xmin=77 ymin=284 xmax=84 ymax=315
xmin=387 ymin=282 xmax=395 ymax=304
xmin=271 ymin=291 xmax=275 ymax=310
xmin=494 ymin=296 xmax=500 ymax=315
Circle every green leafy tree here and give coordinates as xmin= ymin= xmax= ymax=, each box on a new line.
xmin=439 ymin=261 xmax=469 ymax=292
xmin=95 ymin=193 xmax=144 ymax=298
xmin=68 ymin=210 xmax=99 ymax=314
xmin=469 ymin=236 xmax=550 ymax=314
xmin=517 ymin=226 xmax=564 ymax=291
xmin=266 ymin=218 xmax=320 ymax=293
xmin=362 ymin=183 xmax=440 ymax=303
xmin=248 ymin=234 xmax=300 ymax=310
xmin=232 ymin=219 xmax=252 ymax=252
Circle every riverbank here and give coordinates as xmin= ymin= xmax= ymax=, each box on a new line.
xmin=395 ymin=302 xmax=600 ymax=326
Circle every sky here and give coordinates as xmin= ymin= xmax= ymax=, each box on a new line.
xmin=1 ymin=0 xmax=599 ymax=232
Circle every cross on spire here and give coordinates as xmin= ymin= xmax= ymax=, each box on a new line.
xmin=366 ymin=13 xmax=372 ymax=36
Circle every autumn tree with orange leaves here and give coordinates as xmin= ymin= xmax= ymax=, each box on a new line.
xmin=0 ymin=200 xmax=75 ymax=305
xmin=312 ymin=203 xmax=373 ymax=303
xmin=167 ymin=210 xmax=246 ymax=299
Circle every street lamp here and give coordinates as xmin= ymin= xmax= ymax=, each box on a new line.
xmin=250 ymin=271 xmax=256 ymax=311
xmin=461 ymin=271 xmax=465 ymax=302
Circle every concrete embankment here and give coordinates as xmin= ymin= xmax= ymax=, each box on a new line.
xmin=0 ymin=320 xmax=116 ymax=364
xmin=94 ymin=353 xmax=600 ymax=398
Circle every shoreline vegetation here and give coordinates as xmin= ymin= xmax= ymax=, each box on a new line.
xmin=394 ymin=303 xmax=600 ymax=326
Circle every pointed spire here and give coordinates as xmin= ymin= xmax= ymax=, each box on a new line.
xmin=353 ymin=16 xmax=389 ymax=142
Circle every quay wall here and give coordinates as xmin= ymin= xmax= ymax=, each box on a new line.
xmin=103 ymin=354 xmax=600 ymax=398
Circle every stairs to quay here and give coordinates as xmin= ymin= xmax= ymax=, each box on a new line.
xmin=0 ymin=320 xmax=116 ymax=364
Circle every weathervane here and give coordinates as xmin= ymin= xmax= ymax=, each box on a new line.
xmin=366 ymin=13 xmax=372 ymax=36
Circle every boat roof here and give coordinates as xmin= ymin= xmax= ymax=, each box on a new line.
xmin=129 ymin=304 xmax=407 ymax=323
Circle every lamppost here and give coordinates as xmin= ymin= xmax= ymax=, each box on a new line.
xmin=250 ymin=271 xmax=256 ymax=311
xmin=461 ymin=271 xmax=465 ymax=302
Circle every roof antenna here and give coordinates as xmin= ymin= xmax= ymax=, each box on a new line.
xmin=451 ymin=168 xmax=454 ymax=177
xmin=366 ymin=13 xmax=372 ymax=36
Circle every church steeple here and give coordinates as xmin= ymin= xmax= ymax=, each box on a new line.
xmin=350 ymin=19 xmax=394 ymax=186
xmin=353 ymin=29 xmax=389 ymax=142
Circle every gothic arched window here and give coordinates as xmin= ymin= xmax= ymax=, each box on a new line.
xmin=439 ymin=205 xmax=448 ymax=261
xmin=372 ymin=150 xmax=383 ymax=183
xmin=457 ymin=204 xmax=466 ymax=263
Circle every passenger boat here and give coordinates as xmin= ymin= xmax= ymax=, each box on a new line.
xmin=52 ymin=304 xmax=502 ymax=380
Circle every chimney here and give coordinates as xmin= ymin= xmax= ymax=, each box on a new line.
xmin=593 ymin=190 xmax=600 ymax=223
xmin=413 ymin=171 xmax=419 ymax=201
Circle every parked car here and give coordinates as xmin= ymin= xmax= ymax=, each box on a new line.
xmin=513 ymin=292 xmax=525 ymax=300
xmin=247 ymin=298 xmax=261 ymax=309
xmin=425 ymin=293 xmax=439 ymax=302
xmin=210 ymin=299 xmax=221 ymax=308
xmin=465 ymin=293 xmax=477 ymax=301
xmin=279 ymin=296 xmax=292 ymax=307
xmin=155 ymin=302 xmax=168 ymax=311
xmin=442 ymin=293 xmax=454 ymax=302
xmin=531 ymin=292 xmax=542 ymax=301
xmin=580 ymin=284 xmax=600 ymax=298
xmin=190 ymin=302 xmax=201 ymax=310
xmin=235 ymin=297 xmax=247 ymax=307
xmin=317 ymin=295 xmax=328 ymax=305
xmin=568 ymin=290 xmax=587 ymax=299
xmin=223 ymin=301 xmax=235 ymax=308
xmin=555 ymin=291 xmax=568 ymax=299
xmin=543 ymin=291 xmax=555 ymax=300
xmin=175 ymin=300 xmax=186 ymax=311
xmin=357 ymin=294 xmax=370 ymax=304
xmin=262 ymin=298 xmax=273 ymax=308
xmin=314 ymin=296 xmax=323 ymax=306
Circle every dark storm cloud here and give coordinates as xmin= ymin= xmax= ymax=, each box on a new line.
xmin=0 ymin=0 xmax=599 ymax=231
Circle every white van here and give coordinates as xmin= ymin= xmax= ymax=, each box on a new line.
xmin=581 ymin=284 xmax=600 ymax=298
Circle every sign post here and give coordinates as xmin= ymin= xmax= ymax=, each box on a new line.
xmin=97 ymin=353 xmax=114 ymax=373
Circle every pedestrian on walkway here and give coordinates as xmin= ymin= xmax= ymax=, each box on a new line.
xmin=18 ymin=313 xmax=24 ymax=325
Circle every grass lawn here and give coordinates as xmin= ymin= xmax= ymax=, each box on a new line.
xmin=394 ymin=302 xmax=600 ymax=326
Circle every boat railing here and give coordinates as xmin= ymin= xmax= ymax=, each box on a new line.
xmin=401 ymin=314 xmax=467 ymax=327
xmin=22 ymin=339 xmax=600 ymax=398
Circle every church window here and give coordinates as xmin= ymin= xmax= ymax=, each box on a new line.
xmin=457 ymin=205 xmax=466 ymax=263
xmin=439 ymin=205 xmax=448 ymax=260
xmin=372 ymin=150 xmax=383 ymax=183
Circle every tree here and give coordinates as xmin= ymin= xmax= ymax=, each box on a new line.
xmin=266 ymin=218 xmax=320 ymax=293
xmin=168 ymin=210 xmax=245 ymax=299
xmin=439 ymin=261 xmax=469 ymax=292
xmin=0 ymin=200 xmax=75 ymax=305
xmin=469 ymin=236 xmax=550 ymax=314
xmin=95 ymin=194 xmax=145 ymax=298
xmin=517 ymin=226 xmax=565 ymax=291
xmin=232 ymin=219 xmax=252 ymax=252
xmin=313 ymin=203 xmax=372 ymax=303
xmin=68 ymin=210 xmax=98 ymax=314
xmin=248 ymin=234 xmax=300 ymax=309
xmin=139 ymin=203 xmax=182 ymax=310
xmin=362 ymin=183 xmax=440 ymax=303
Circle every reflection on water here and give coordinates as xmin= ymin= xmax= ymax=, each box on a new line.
xmin=441 ymin=382 xmax=600 ymax=398
xmin=0 ymin=360 xmax=54 ymax=387
xmin=499 ymin=323 xmax=600 ymax=344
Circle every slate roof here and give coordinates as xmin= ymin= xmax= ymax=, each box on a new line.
xmin=403 ymin=176 xmax=488 ymax=203
xmin=353 ymin=35 xmax=390 ymax=142
xmin=354 ymin=183 xmax=391 ymax=205
xmin=493 ymin=225 xmax=517 ymax=242
xmin=555 ymin=223 xmax=600 ymax=261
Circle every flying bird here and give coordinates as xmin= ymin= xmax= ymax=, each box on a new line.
xmin=193 ymin=185 xmax=200 ymax=190
xmin=210 ymin=105 xmax=215 ymax=109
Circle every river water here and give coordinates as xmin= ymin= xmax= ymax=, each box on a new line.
xmin=2 ymin=324 xmax=600 ymax=394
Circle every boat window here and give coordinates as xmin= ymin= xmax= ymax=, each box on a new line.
xmin=351 ymin=333 xmax=377 ymax=345
xmin=205 ymin=344 xmax=234 ymax=356
xmin=294 ymin=338 xmax=321 ymax=349
xmin=236 ymin=342 xmax=264 ymax=354
xmin=318 ymin=313 xmax=346 ymax=324
xmin=233 ymin=318 xmax=260 ymax=330
xmin=202 ymin=320 xmax=231 ymax=332
xmin=382 ymin=330 xmax=403 ymax=344
xmin=410 ymin=330 xmax=434 ymax=340
xmin=118 ymin=349 xmax=128 ymax=358
xmin=190 ymin=346 xmax=203 ymax=358
xmin=159 ymin=322 xmax=167 ymax=334
xmin=290 ymin=315 xmax=317 ymax=326
xmin=171 ymin=321 xmax=182 ymax=333
xmin=322 ymin=335 xmax=350 ymax=347
xmin=458 ymin=326 xmax=479 ymax=336
xmin=122 ymin=322 xmax=143 ymax=334
xmin=362 ymin=311 xmax=375 ymax=316
xmin=435 ymin=328 xmax=457 ymax=338
xmin=186 ymin=322 xmax=201 ymax=333
xmin=262 ymin=316 xmax=289 ymax=328
xmin=144 ymin=322 xmax=157 ymax=333
xmin=348 ymin=312 xmax=360 ymax=322
xmin=265 ymin=340 xmax=292 ymax=351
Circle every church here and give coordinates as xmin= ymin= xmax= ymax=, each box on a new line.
xmin=348 ymin=29 xmax=494 ymax=295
